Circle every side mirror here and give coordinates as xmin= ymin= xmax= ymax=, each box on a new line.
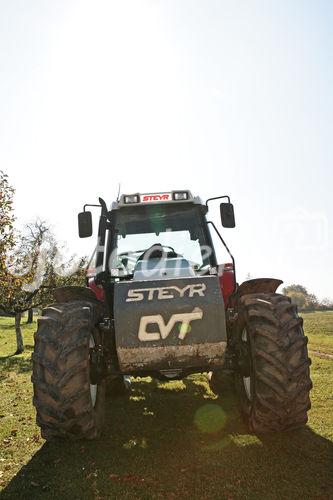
xmin=78 ymin=211 xmax=93 ymax=238
xmin=220 ymin=203 xmax=235 ymax=228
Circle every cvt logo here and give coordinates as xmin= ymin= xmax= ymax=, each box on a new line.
xmin=138 ymin=307 xmax=203 ymax=341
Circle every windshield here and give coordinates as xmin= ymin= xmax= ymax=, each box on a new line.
xmin=108 ymin=204 xmax=211 ymax=274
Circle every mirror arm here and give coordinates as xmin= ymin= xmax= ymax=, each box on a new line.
xmin=205 ymin=195 xmax=230 ymax=210
xmin=207 ymin=220 xmax=237 ymax=294
xmin=83 ymin=203 xmax=101 ymax=212
xmin=83 ymin=198 xmax=108 ymax=215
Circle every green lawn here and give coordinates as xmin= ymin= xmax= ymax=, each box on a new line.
xmin=0 ymin=312 xmax=332 ymax=499
xmin=303 ymin=311 xmax=333 ymax=356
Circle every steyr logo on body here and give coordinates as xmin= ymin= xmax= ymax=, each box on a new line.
xmin=142 ymin=193 xmax=170 ymax=202
xmin=138 ymin=307 xmax=203 ymax=341
xmin=126 ymin=283 xmax=206 ymax=302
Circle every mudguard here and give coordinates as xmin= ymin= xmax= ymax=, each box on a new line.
xmin=114 ymin=275 xmax=227 ymax=372
xmin=53 ymin=286 xmax=99 ymax=303
xmin=235 ymin=278 xmax=283 ymax=297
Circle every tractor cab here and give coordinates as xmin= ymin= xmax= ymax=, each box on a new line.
xmin=79 ymin=190 xmax=236 ymax=303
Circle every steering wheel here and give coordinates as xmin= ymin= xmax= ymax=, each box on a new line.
xmin=137 ymin=244 xmax=178 ymax=261
xmin=157 ymin=244 xmax=176 ymax=253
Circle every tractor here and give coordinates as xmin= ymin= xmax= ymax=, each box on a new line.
xmin=32 ymin=190 xmax=312 ymax=439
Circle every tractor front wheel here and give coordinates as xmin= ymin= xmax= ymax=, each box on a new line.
xmin=234 ymin=293 xmax=312 ymax=432
xmin=32 ymin=301 xmax=105 ymax=440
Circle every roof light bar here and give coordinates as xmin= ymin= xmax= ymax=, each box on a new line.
xmin=118 ymin=190 xmax=194 ymax=206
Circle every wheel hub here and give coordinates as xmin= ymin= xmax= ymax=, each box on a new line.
xmin=89 ymin=335 xmax=98 ymax=407
xmin=238 ymin=330 xmax=251 ymax=377
xmin=89 ymin=343 xmax=106 ymax=385
xmin=239 ymin=328 xmax=252 ymax=401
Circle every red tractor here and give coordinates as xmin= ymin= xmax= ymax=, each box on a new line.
xmin=32 ymin=190 xmax=312 ymax=439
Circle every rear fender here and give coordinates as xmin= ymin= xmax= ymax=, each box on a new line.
xmin=53 ymin=286 xmax=101 ymax=304
xmin=226 ymin=277 xmax=282 ymax=341
xmin=230 ymin=278 xmax=283 ymax=306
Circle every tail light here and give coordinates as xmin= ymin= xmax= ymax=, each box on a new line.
xmin=219 ymin=263 xmax=235 ymax=307
xmin=88 ymin=277 xmax=104 ymax=302
xmin=86 ymin=267 xmax=96 ymax=278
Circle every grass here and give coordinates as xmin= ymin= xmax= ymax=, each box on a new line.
xmin=303 ymin=311 xmax=333 ymax=355
xmin=0 ymin=313 xmax=332 ymax=499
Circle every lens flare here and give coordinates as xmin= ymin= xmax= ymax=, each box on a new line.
xmin=194 ymin=403 xmax=226 ymax=434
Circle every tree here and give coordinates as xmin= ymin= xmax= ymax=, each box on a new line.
xmin=0 ymin=219 xmax=49 ymax=352
xmin=305 ymin=293 xmax=319 ymax=311
xmin=0 ymin=170 xmax=16 ymax=295
xmin=0 ymin=171 xmax=26 ymax=352
xmin=0 ymin=172 xmax=86 ymax=353
xmin=286 ymin=291 xmax=306 ymax=309
xmin=282 ymin=284 xmax=319 ymax=311
xmin=26 ymin=308 xmax=34 ymax=324
xmin=320 ymin=298 xmax=333 ymax=310
xmin=1 ymin=219 xmax=86 ymax=353
xmin=282 ymin=284 xmax=309 ymax=296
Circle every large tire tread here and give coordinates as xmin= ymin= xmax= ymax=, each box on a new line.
xmin=237 ymin=293 xmax=312 ymax=433
xmin=32 ymin=300 xmax=105 ymax=440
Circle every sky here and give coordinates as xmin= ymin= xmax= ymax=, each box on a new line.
xmin=0 ymin=0 xmax=332 ymax=299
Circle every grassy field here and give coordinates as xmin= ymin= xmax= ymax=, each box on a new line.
xmin=0 ymin=312 xmax=332 ymax=499
xmin=303 ymin=311 xmax=333 ymax=356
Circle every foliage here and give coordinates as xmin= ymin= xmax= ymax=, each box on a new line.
xmin=0 ymin=171 xmax=21 ymax=309
xmin=1 ymin=220 xmax=86 ymax=315
xmin=0 ymin=171 xmax=86 ymax=352
xmin=283 ymin=284 xmax=332 ymax=311
xmin=0 ymin=171 xmax=15 ymax=254
xmin=0 ymin=172 xmax=38 ymax=314
xmin=0 ymin=172 xmax=86 ymax=316
xmin=320 ymin=297 xmax=333 ymax=310
xmin=18 ymin=221 xmax=87 ymax=311
xmin=286 ymin=290 xmax=307 ymax=308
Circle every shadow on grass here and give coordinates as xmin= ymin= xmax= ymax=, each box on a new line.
xmin=0 ymin=355 xmax=32 ymax=381
xmin=0 ymin=324 xmax=16 ymax=331
xmin=0 ymin=320 xmax=35 ymax=330
xmin=1 ymin=377 xmax=333 ymax=499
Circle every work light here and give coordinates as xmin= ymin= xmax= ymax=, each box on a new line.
xmin=173 ymin=191 xmax=188 ymax=200
xmin=124 ymin=194 xmax=139 ymax=204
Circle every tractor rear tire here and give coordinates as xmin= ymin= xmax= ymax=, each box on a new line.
xmin=32 ymin=301 xmax=105 ymax=440
xmin=234 ymin=293 xmax=312 ymax=432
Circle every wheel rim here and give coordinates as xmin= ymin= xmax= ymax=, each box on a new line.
xmin=241 ymin=328 xmax=252 ymax=401
xmin=89 ymin=335 xmax=98 ymax=408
